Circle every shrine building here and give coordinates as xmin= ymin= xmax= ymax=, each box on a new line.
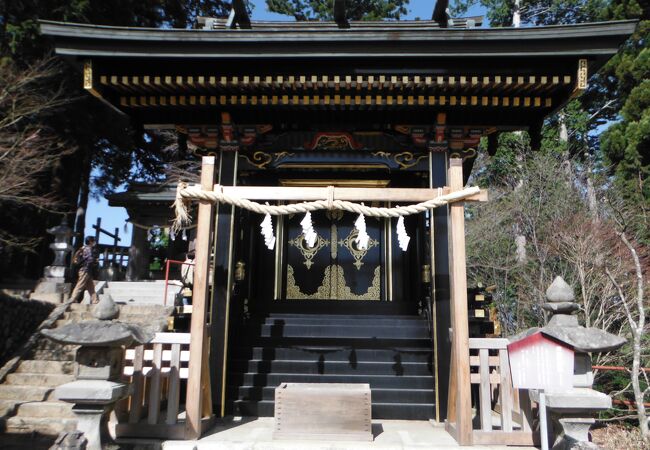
xmin=41 ymin=5 xmax=635 ymax=445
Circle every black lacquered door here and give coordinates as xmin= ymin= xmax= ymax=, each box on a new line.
xmin=283 ymin=210 xmax=383 ymax=300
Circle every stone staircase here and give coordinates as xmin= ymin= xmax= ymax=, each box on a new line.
xmin=0 ymin=300 xmax=173 ymax=441
xmin=100 ymin=280 xmax=181 ymax=306
xmin=0 ymin=281 xmax=38 ymax=300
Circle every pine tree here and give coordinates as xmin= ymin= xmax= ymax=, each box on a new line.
xmin=266 ymin=0 xmax=408 ymax=21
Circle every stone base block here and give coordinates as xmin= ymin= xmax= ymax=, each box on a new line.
xmin=35 ymin=279 xmax=68 ymax=293
xmin=44 ymin=266 xmax=68 ymax=280
xmin=55 ymin=380 xmax=130 ymax=404
xmin=552 ymin=417 xmax=598 ymax=450
xmin=30 ymin=292 xmax=64 ymax=304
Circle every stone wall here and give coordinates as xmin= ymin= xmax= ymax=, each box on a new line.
xmin=0 ymin=293 xmax=54 ymax=365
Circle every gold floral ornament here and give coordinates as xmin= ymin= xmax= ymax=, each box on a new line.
xmin=338 ymin=228 xmax=379 ymax=270
xmin=286 ymin=265 xmax=380 ymax=300
xmin=288 ymin=233 xmax=329 ymax=269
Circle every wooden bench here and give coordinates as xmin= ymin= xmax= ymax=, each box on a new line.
xmin=273 ymin=383 xmax=372 ymax=441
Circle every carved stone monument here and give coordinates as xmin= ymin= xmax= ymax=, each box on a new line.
xmin=42 ymin=296 xmax=153 ymax=450
xmin=512 ymin=276 xmax=626 ymax=450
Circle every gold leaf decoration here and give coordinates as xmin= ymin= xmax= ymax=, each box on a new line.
xmin=286 ymin=265 xmax=380 ymax=300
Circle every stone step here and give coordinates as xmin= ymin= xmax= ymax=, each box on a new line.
xmin=0 ymin=399 xmax=17 ymax=417
xmin=31 ymin=339 xmax=77 ymax=353
xmin=5 ymin=416 xmax=76 ymax=436
xmin=28 ymin=350 xmax=76 ymax=362
xmin=64 ymin=310 xmax=172 ymax=321
xmin=16 ymin=360 xmax=76 ymax=375
xmin=0 ymin=385 xmax=54 ymax=402
xmin=0 ymin=433 xmax=56 ymax=449
xmin=105 ymin=298 xmax=170 ymax=306
xmin=68 ymin=303 xmax=173 ymax=315
xmin=16 ymin=401 xmax=74 ymax=418
xmin=6 ymin=373 xmax=75 ymax=387
xmin=103 ymin=287 xmax=166 ymax=293
xmin=0 ymin=288 xmax=33 ymax=298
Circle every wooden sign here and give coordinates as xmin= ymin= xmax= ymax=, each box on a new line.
xmin=507 ymin=331 xmax=574 ymax=390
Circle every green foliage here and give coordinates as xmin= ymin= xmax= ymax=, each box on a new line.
xmin=594 ymin=334 xmax=650 ymax=410
xmin=467 ymin=149 xmax=588 ymax=331
xmin=451 ymin=0 xmax=606 ymax=27
xmin=266 ymin=0 xmax=408 ymax=21
xmin=0 ymin=0 xmax=233 ymax=274
xmin=0 ymin=1 xmax=233 ymax=193
xmin=1 ymin=0 xmax=231 ymax=57
xmin=597 ymin=4 xmax=650 ymax=243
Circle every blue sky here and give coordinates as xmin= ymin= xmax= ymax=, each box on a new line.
xmin=85 ymin=0 xmax=487 ymax=245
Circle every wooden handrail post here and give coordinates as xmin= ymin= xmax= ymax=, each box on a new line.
xmin=94 ymin=217 xmax=101 ymax=243
xmin=113 ymin=227 xmax=119 ymax=262
xmin=447 ymin=158 xmax=473 ymax=445
xmin=185 ymin=156 xmax=216 ymax=439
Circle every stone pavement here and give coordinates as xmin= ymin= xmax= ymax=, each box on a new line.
xmin=161 ymin=418 xmax=533 ymax=450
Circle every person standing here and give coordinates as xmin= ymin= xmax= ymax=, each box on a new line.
xmin=70 ymin=236 xmax=99 ymax=303
xmin=180 ymin=251 xmax=195 ymax=305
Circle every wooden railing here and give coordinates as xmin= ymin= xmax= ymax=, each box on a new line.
xmin=116 ymin=332 xmax=190 ymax=440
xmin=97 ymin=243 xmax=130 ymax=268
xmin=469 ymin=338 xmax=536 ymax=446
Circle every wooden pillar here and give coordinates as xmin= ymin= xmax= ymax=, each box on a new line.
xmin=430 ymin=113 xmax=451 ymax=423
xmin=185 ymin=156 xmax=216 ymax=439
xmin=127 ymin=226 xmax=150 ymax=281
xmin=429 ymin=149 xmax=450 ymax=424
xmin=446 ymin=158 xmax=473 ymax=445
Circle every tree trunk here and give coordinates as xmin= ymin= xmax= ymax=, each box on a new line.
xmin=631 ymin=329 xmax=648 ymax=440
xmin=620 ymin=232 xmax=648 ymax=441
xmin=73 ymin=152 xmax=92 ymax=250
xmin=512 ymin=0 xmax=521 ymax=27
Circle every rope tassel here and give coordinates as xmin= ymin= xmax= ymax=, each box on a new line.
xmin=172 ymin=182 xmax=193 ymax=233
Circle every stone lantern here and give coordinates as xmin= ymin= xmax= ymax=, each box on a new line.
xmin=44 ymin=218 xmax=75 ymax=280
xmin=42 ymin=296 xmax=153 ymax=450
xmin=513 ymin=276 xmax=626 ymax=450
xmin=32 ymin=218 xmax=75 ymax=303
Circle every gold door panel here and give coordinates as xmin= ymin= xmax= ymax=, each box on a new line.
xmin=286 ymin=265 xmax=381 ymax=300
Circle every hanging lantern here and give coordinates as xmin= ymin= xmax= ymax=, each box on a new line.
xmin=260 ymin=213 xmax=276 ymax=250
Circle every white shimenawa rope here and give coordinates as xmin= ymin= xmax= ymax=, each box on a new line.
xmin=172 ymin=183 xmax=481 ymax=232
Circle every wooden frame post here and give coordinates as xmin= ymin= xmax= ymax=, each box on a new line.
xmin=185 ymin=156 xmax=216 ymax=439
xmin=446 ymin=158 xmax=473 ymax=445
